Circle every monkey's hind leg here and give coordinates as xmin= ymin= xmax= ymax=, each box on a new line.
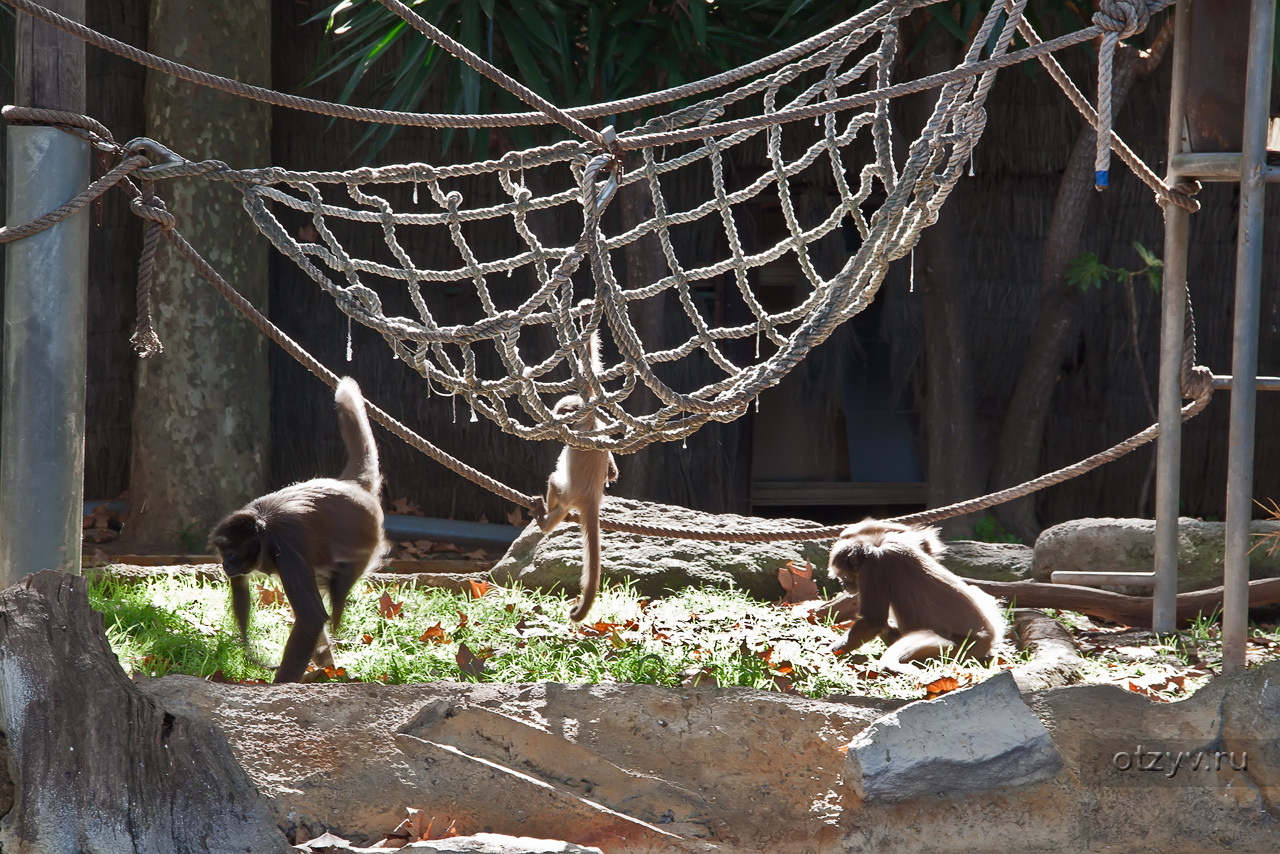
xmin=879 ymin=629 xmax=958 ymax=672
xmin=536 ymin=487 xmax=571 ymax=533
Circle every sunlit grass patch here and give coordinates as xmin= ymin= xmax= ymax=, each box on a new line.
xmin=88 ymin=570 xmax=1015 ymax=700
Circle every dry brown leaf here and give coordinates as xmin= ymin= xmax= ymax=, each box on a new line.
xmin=925 ymin=676 xmax=960 ymax=696
xmin=378 ymin=592 xmax=403 ymax=620
xmin=390 ymin=497 xmax=422 ymax=516
xmin=456 ymin=643 xmax=486 ymax=680
xmin=361 ymin=633 xmax=374 ymax=645
xmin=777 ymin=561 xmax=820 ymax=604
xmin=679 ymin=665 xmax=718 ymax=688
xmin=419 ymin=623 xmax=449 ymax=644
xmin=467 ymin=579 xmax=491 ymax=598
xmin=257 ymin=584 xmax=286 ymax=608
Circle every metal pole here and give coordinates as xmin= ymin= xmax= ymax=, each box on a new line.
xmin=0 ymin=1 xmax=88 ymax=583
xmin=1153 ymin=0 xmax=1193 ymax=635
xmin=1222 ymin=0 xmax=1275 ymax=672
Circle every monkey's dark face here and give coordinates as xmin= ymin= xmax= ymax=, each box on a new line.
xmin=827 ymin=539 xmax=866 ymax=591
xmin=210 ymin=513 xmax=264 ymax=578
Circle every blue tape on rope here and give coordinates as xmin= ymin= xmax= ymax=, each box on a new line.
xmin=1095 ymin=170 xmax=1109 ymax=189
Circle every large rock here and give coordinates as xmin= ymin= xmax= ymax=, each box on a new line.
xmin=490 ymin=498 xmax=834 ymax=600
xmin=940 ymin=540 xmax=1033 ymax=581
xmin=142 ymin=678 xmax=891 ymax=851
xmin=1033 ymin=517 xmax=1280 ymax=590
xmin=138 ymin=663 xmax=1280 ymax=853
xmin=491 ymin=500 xmax=1035 ymax=600
xmin=846 ymin=670 xmax=1061 ymax=802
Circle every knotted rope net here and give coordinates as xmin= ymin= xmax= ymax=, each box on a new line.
xmin=0 ymin=0 xmax=1200 ymax=539
xmin=135 ymin=0 xmax=1035 ymax=455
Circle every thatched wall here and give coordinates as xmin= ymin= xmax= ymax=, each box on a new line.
xmin=878 ymin=47 xmax=1280 ymax=525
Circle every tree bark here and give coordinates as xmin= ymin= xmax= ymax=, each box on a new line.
xmin=918 ymin=203 xmax=984 ymax=537
xmin=617 ymin=177 xmax=671 ymax=501
xmin=989 ymin=28 xmax=1174 ymax=540
xmin=125 ymin=0 xmax=272 ymax=550
xmin=0 ymin=570 xmax=287 ymax=852
xmin=902 ymin=26 xmax=983 ymax=537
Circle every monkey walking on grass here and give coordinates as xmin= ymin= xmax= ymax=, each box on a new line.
xmin=210 ymin=377 xmax=386 ymax=683
xmin=826 ymin=519 xmax=1006 ymax=671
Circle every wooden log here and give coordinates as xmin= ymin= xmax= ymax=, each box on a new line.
xmin=0 ymin=570 xmax=288 ymax=852
xmin=971 ymin=577 xmax=1280 ymax=628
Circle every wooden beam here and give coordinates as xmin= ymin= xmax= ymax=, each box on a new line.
xmin=15 ymin=0 xmax=85 ymax=111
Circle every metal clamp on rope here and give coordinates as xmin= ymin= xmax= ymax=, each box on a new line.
xmin=124 ymin=137 xmax=188 ymax=177
xmin=585 ymin=126 xmax=623 ymax=212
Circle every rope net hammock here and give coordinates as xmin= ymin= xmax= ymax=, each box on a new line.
xmin=147 ymin=0 xmax=1033 ymax=455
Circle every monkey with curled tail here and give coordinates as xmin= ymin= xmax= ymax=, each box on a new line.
xmin=535 ymin=324 xmax=618 ymax=622
xmin=210 ymin=377 xmax=386 ymax=683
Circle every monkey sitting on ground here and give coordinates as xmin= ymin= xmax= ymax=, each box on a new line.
xmin=210 ymin=377 xmax=386 ymax=683
xmin=826 ymin=519 xmax=1005 ymax=670
xmin=535 ymin=326 xmax=618 ymax=622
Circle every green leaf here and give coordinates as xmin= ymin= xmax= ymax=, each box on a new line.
xmin=927 ymin=5 xmax=967 ymax=43
xmin=690 ymin=0 xmax=708 ymax=47
xmin=1066 ymin=251 xmax=1108 ymax=292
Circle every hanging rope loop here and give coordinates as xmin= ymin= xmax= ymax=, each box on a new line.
xmin=1092 ymin=0 xmax=1155 ymax=190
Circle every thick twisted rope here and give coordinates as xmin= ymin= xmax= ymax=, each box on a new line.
xmin=1092 ymin=0 xmax=1151 ymax=189
xmin=1015 ymin=15 xmax=1197 ymax=212
xmin=0 ymin=0 xmax=1206 ymax=542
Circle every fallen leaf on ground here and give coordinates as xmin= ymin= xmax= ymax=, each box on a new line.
xmin=257 ymin=584 xmax=286 ymax=608
xmin=925 ymin=676 xmax=960 ymax=696
xmin=390 ymin=497 xmax=422 ymax=516
xmin=456 ymin=643 xmax=486 ymax=680
xmin=778 ymin=561 xmax=820 ymax=604
xmin=419 ymin=623 xmax=449 ymax=644
xmin=467 ymin=579 xmax=491 ymax=598
xmin=296 ymin=830 xmax=352 ymax=851
xmin=378 ymin=592 xmax=403 ymax=620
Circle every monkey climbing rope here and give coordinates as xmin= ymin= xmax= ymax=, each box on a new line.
xmin=0 ymin=0 xmax=1210 ymax=541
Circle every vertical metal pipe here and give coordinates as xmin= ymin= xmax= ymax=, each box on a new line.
xmin=1222 ymin=0 xmax=1275 ymax=672
xmin=1153 ymin=0 xmax=1193 ymax=634
xmin=0 ymin=127 xmax=91 ymax=581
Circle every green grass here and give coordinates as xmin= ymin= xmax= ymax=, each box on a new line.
xmin=88 ymin=571 xmax=1015 ymax=700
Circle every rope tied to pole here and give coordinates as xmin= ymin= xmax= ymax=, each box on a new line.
xmin=1093 ymin=0 xmax=1153 ymax=190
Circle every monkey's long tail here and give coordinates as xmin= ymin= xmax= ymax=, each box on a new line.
xmin=568 ymin=505 xmax=601 ymax=623
xmin=335 ymin=377 xmax=382 ymax=495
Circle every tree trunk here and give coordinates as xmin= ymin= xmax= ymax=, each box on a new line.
xmin=616 ymin=177 xmax=671 ymax=501
xmin=989 ymin=30 xmax=1173 ymax=540
xmin=0 ymin=570 xmax=288 ymax=852
xmin=918 ymin=203 xmax=985 ymax=537
xmin=901 ymin=26 xmax=983 ymax=537
xmin=124 ymin=0 xmax=272 ymax=550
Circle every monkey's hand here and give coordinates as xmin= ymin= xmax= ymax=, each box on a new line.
xmin=831 ymin=619 xmax=884 ymax=656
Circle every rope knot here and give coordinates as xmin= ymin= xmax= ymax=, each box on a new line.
xmin=1182 ymin=364 xmax=1215 ymax=401
xmin=130 ymin=193 xmax=175 ymax=230
xmin=1093 ymin=0 xmax=1150 ymax=39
